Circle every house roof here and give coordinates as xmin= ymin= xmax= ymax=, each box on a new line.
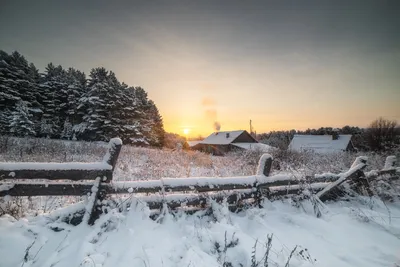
xmin=288 ymin=134 xmax=352 ymax=154
xmin=200 ymin=130 xmax=250 ymax=145
xmin=186 ymin=140 xmax=201 ymax=147
xmin=232 ymin=142 xmax=275 ymax=152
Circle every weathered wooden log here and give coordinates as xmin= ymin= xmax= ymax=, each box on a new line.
xmin=88 ymin=138 xmax=123 ymax=225
xmin=125 ymin=190 xmax=257 ymax=210
xmin=256 ymin=154 xmax=273 ymax=176
xmin=108 ymin=174 xmax=340 ymax=195
xmin=86 ymin=178 xmax=102 ymax=225
xmin=0 ymin=173 xmax=338 ymax=197
xmin=0 ymin=166 xmax=112 ymax=181
xmin=268 ymin=182 xmax=330 ymax=198
xmin=0 ymin=182 xmax=94 ymax=196
xmin=317 ymin=158 xmax=367 ymax=202
xmin=103 ymin=138 xmax=123 ymax=172
xmin=0 ymin=138 xmax=122 ymax=182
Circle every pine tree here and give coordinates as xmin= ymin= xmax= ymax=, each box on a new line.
xmin=9 ymin=101 xmax=36 ymax=137
xmin=127 ymin=86 xmax=152 ymax=145
xmin=0 ymin=50 xmax=165 ymax=146
xmin=39 ymin=63 xmax=68 ymax=138
xmin=146 ymin=100 xmax=165 ymax=147
xmin=0 ymin=51 xmax=40 ymax=135
xmin=118 ymin=86 xmax=144 ymax=144
xmin=27 ymin=63 xmax=44 ymax=135
xmin=76 ymin=67 xmax=123 ymax=141
xmin=0 ymin=51 xmax=19 ymax=134
xmin=62 ymin=68 xmax=86 ymax=139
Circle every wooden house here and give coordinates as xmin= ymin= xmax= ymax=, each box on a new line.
xmin=187 ymin=130 xmax=273 ymax=155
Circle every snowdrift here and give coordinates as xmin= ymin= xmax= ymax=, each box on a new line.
xmin=1 ymin=198 xmax=400 ymax=267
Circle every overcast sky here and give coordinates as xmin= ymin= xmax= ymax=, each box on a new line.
xmin=1 ymin=0 xmax=399 ymax=136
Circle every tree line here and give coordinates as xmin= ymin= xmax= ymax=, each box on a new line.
xmin=0 ymin=50 xmax=164 ymax=146
xmin=258 ymin=118 xmax=400 ymax=152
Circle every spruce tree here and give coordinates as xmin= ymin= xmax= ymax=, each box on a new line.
xmin=77 ymin=67 xmax=122 ymax=141
xmin=0 ymin=51 xmax=40 ymax=135
xmin=0 ymin=50 xmax=165 ymax=146
xmin=9 ymin=101 xmax=36 ymax=137
xmin=39 ymin=63 xmax=68 ymax=138
xmin=146 ymin=100 xmax=165 ymax=147
xmin=63 ymin=68 xmax=86 ymax=139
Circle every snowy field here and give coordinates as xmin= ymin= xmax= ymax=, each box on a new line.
xmin=1 ymin=137 xmax=400 ymax=266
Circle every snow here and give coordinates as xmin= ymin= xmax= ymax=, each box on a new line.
xmin=102 ymin=138 xmax=122 ymax=164
xmin=257 ymin=174 xmax=297 ymax=184
xmin=0 ymin=183 xmax=15 ymax=192
xmin=232 ymin=142 xmax=275 ymax=152
xmin=288 ymin=134 xmax=352 ymax=154
xmin=0 ymin=162 xmax=112 ymax=171
xmin=1 ymin=199 xmax=399 ymax=267
xmin=82 ymin=177 xmax=100 ymax=224
xmin=200 ymin=130 xmax=248 ymax=145
xmin=162 ymin=176 xmax=258 ymax=188
xmin=256 ymin=153 xmax=273 ymax=176
xmin=110 ymin=177 xmax=259 ymax=193
xmin=109 ymin=137 xmax=122 ymax=147
xmin=350 ymin=156 xmax=368 ymax=169
xmin=316 ymin=162 xmax=366 ymax=199
xmin=109 ymin=173 xmax=335 ymax=196
xmin=1 ymin=137 xmax=399 ymax=266
xmin=384 ymin=156 xmax=397 ymax=170
xmin=111 ymin=180 xmax=163 ymax=191
xmin=269 ymin=182 xmax=329 ymax=193
xmin=186 ymin=140 xmax=201 ymax=147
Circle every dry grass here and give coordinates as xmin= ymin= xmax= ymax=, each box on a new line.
xmin=0 ymin=136 xmax=398 ymax=217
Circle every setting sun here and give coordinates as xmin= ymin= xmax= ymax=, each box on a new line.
xmin=183 ymin=128 xmax=190 ymax=135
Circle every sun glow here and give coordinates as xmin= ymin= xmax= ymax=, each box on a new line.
xmin=183 ymin=128 xmax=190 ymax=135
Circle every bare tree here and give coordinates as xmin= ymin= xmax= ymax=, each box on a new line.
xmin=366 ymin=117 xmax=399 ymax=151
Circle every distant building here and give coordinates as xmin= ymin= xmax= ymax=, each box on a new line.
xmin=288 ymin=134 xmax=354 ymax=154
xmin=186 ymin=130 xmax=274 ymax=155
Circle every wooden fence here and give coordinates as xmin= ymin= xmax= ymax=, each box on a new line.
xmin=0 ymin=138 xmax=399 ymax=224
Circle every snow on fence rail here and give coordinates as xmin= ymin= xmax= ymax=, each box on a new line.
xmin=0 ymin=138 xmax=399 ymax=225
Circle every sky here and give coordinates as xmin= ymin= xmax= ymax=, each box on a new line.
xmin=1 ymin=1 xmax=399 ymax=137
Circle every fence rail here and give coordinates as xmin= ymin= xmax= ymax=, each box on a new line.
xmin=0 ymin=138 xmax=399 ymax=225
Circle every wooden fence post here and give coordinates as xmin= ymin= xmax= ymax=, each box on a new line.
xmin=255 ymin=154 xmax=273 ymax=207
xmin=384 ymin=156 xmax=397 ymax=170
xmin=317 ymin=156 xmax=368 ymax=202
xmin=256 ymin=154 xmax=273 ymax=177
xmin=88 ymin=138 xmax=123 ymax=225
xmin=103 ymin=138 xmax=123 ymax=171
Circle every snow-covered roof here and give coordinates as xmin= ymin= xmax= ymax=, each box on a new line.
xmin=288 ymin=134 xmax=352 ymax=154
xmin=201 ymin=130 xmax=248 ymax=145
xmin=232 ymin=143 xmax=275 ymax=152
xmin=187 ymin=141 xmax=201 ymax=147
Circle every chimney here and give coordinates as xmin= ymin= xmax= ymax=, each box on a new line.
xmin=226 ymin=133 xmax=230 ymax=138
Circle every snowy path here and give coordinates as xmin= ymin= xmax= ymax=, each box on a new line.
xmin=1 ymin=199 xmax=400 ymax=267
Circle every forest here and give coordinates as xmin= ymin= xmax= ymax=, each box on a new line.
xmin=0 ymin=50 xmax=165 ymax=146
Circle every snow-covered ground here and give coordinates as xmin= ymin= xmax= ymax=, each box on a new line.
xmin=1 ymin=198 xmax=399 ymax=267
xmin=1 ymin=137 xmax=400 ymax=266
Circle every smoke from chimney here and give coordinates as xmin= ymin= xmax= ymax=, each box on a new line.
xmin=214 ymin=122 xmax=221 ymax=132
